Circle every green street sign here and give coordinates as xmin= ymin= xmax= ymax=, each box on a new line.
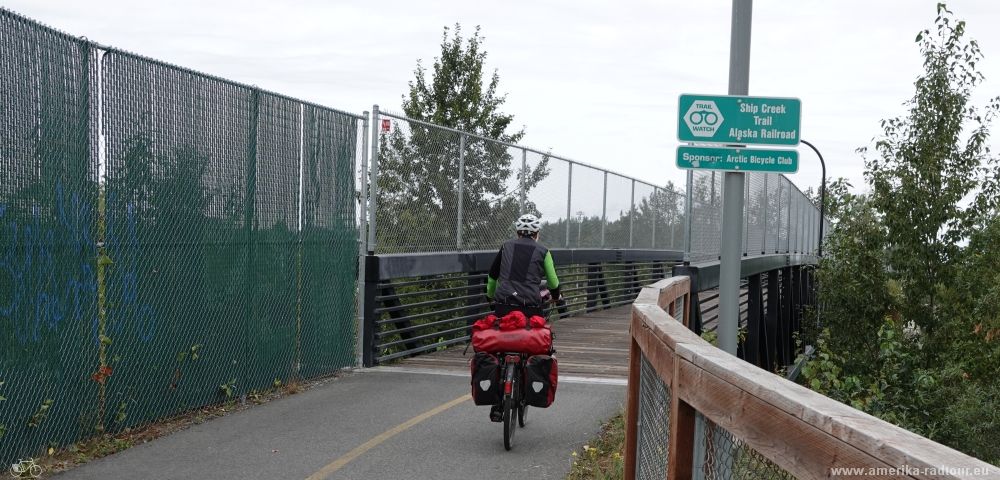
xmin=677 ymin=94 xmax=801 ymax=145
xmin=676 ymin=146 xmax=799 ymax=173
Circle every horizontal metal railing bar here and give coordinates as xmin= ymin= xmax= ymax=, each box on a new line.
xmin=374 ymin=292 xmax=635 ymax=356
xmin=374 ymin=262 xmax=674 ymax=292
xmin=376 ymin=324 xmax=472 ymax=349
xmin=366 ymin=255 xmax=682 ymax=365
xmin=554 ymin=262 xmax=675 ymax=276
xmin=377 ymin=261 xmax=673 ymax=289
xmin=376 ymin=312 xmax=485 ymax=338
xmin=556 ymin=283 xmax=642 ymax=298
xmin=375 ymin=298 xmax=634 ymax=362
xmin=682 ymin=254 xmax=819 ymax=293
xmin=374 ymin=293 xmax=483 ymax=314
xmin=376 ymin=283 xmax=485 ymax=301
xmin=555 ymin=261 xmax=674 ymax=273
xmin=376 ymin=336 xmax=471 ymax=363
xmin=559 ymin=272 xmax=655 ymax=283
xmin=375 ymin=291 xmax=637 ymax=334
xmin=379 ymin=273 xmax=489 ymax=289
xmin=375 ymin=270 xmax=664 ymax=309
xmin=555 ymin=270 xmax=665 ymax=284
xmin=375 ymin=250 xmax=682 ymax=280
xmin=375 ymin=302 xmax=491 ymax=326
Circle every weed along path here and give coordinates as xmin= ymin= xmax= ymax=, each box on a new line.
xmin=50 ymin=369 xmax=624 ymax=480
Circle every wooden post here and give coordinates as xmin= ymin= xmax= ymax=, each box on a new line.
xmin=667 ymin=356 xmax=696 ymax=479
xmin=623 ymin=338 xmax=641 ymax=480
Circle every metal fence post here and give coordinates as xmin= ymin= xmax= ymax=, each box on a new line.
xmin=743 ymin=173 xmax=750 ymax=256
xmin=761 ymin=173 xmax=768 ymax=254
xmin=774 ymin=177 xmax=782 ymax=253
xmin=785 ymin=178 xmax=792 ymax=253
xmin=368 ymin=105 xmax=380 ymax=253
xmin=356 ymin=112 xmax=370 ymax=367
xmin=796 ymin=194 xmax=803 ymax=254
xmin=684 ymin=171 xmax=693 ymax=258
xmin=566 ymin=162 xmax=573 ymax=248
xmin=520 ymin=148 xmax=527 ymax=214
xmin=652 ymin=187 xmax=658 ymax=249
xmin=362 ymin=255 xmax=380 ymax=367
xmin=794 ymin=194 xmax=799 ymax=253
xmin=629 ymin=179 xmax=635 ymax=248
xmin=457 ymin=134 xmax=466 ymax=250
xmin=601 ymin=171 xmax=608 ymax=248
xmin=671 ymin=188 xmax=679 ymax=250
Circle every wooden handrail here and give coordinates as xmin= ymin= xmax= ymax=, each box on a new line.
xmin=625 ymin=276 xmax=1000 ymax=480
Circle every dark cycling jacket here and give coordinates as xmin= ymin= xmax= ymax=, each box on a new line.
xmin=486 ymin=236 xmax=560 ymax=308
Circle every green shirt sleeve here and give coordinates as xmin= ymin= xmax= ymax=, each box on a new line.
xmin=543 ymin=251 xmax=559 ymax=289
xmin=487 ymin=276 xmax=497 ymax=299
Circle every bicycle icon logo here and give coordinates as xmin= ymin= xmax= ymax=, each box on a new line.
xmin=687 ymin=110 xmax=719 ymax=126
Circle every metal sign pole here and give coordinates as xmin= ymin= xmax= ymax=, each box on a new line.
xmin=719 ymin=0 xmax=753 ymax=356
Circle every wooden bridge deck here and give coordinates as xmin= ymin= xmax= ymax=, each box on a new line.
xmin=398 ymin=306 xmax=633 ymax=379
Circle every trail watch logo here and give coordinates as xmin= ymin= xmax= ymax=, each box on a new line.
xmin=683 ymin=100 xmax=724 ymax=138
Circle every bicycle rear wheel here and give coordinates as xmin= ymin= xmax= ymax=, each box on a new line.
xmin=503 ymin=395 xmax=516 ymax=450
xmin=503 ymin=363 xmax=518 ymax=450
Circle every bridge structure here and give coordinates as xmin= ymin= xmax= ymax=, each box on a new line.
xmin=1 ymin=7 xmax=998 ymax=479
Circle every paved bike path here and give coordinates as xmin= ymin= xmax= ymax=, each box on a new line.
xmin=52 ymin=368 xmax=625 ymax=480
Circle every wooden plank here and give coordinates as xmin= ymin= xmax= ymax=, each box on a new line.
xmin=676 ymin=358 xmax=909 ymax=480
xmin=630 ymin=308 xmax=674 ymax=385
xmin=635 ymin=285 xmax=661 ymax=306
xmin=632 ymin=304 xmax=703 ymax=351
xmin=676 ymin=342 xmax=1000 ymax=478
xmin=657 ymin=276 xmax=689 ymax=311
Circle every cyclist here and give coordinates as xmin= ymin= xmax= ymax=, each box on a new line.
xmin=484 ymin=214 xmax=561 ymax=422
xmin=486 ymin=213 xmax=561 ymax=317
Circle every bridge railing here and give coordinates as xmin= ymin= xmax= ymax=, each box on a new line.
xmin=360 ymin=249 xmax=682 ymax=366
xmin=625 ymin=276 xmax=1000 ymax=479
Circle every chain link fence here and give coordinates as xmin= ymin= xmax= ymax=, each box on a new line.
xmin=636 ymin=353 xmax=672 ymax=480
xmin=687 ymin=170 xmax=831 ymax=263
xmin=1 ymin=8 xmax=362 ymax=465
xmin=697 ymin=414 xmax=795 ymax=480
xmin=369 ymin=110 xmax=687 ymax=254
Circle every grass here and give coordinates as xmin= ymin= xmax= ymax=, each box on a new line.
xmin=566 ymin=410 xmax=626 ymax=480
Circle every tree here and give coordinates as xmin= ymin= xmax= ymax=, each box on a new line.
xmin=804 ymin=4 xmax=1000 ymax=464
xmin=803 ymin=177 xmax=855 ymax=225
xmin=377 ymin=25 xmax=548 ymax=252
xmin=861 ymin=3 xmax=998 ymax=335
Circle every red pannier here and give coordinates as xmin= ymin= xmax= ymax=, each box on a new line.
xmin=471 ymin=311 xmax=552 ymax=356
xmin=524 ymin=354 xmax=558 ymax=407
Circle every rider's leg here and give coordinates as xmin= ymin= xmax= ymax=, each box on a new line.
xmin=490 ymin=403 xmax=503 ymax=422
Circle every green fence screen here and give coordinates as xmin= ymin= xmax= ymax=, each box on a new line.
xmin=0 ymin=8 xmax=361 ymax=465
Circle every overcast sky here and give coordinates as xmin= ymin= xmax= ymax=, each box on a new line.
xmin=8 ymin=0 xmax=1000 ymax=197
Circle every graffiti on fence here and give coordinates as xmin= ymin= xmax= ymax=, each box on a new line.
xmin=0 ymin=183 xmax=158 ymax=345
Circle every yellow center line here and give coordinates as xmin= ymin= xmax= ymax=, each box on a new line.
xmin=305 ymin=394 xmax=471 ymax=480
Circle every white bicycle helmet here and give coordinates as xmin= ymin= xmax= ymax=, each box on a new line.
xmin=514 ymin=214 xmax=541 ymax=234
